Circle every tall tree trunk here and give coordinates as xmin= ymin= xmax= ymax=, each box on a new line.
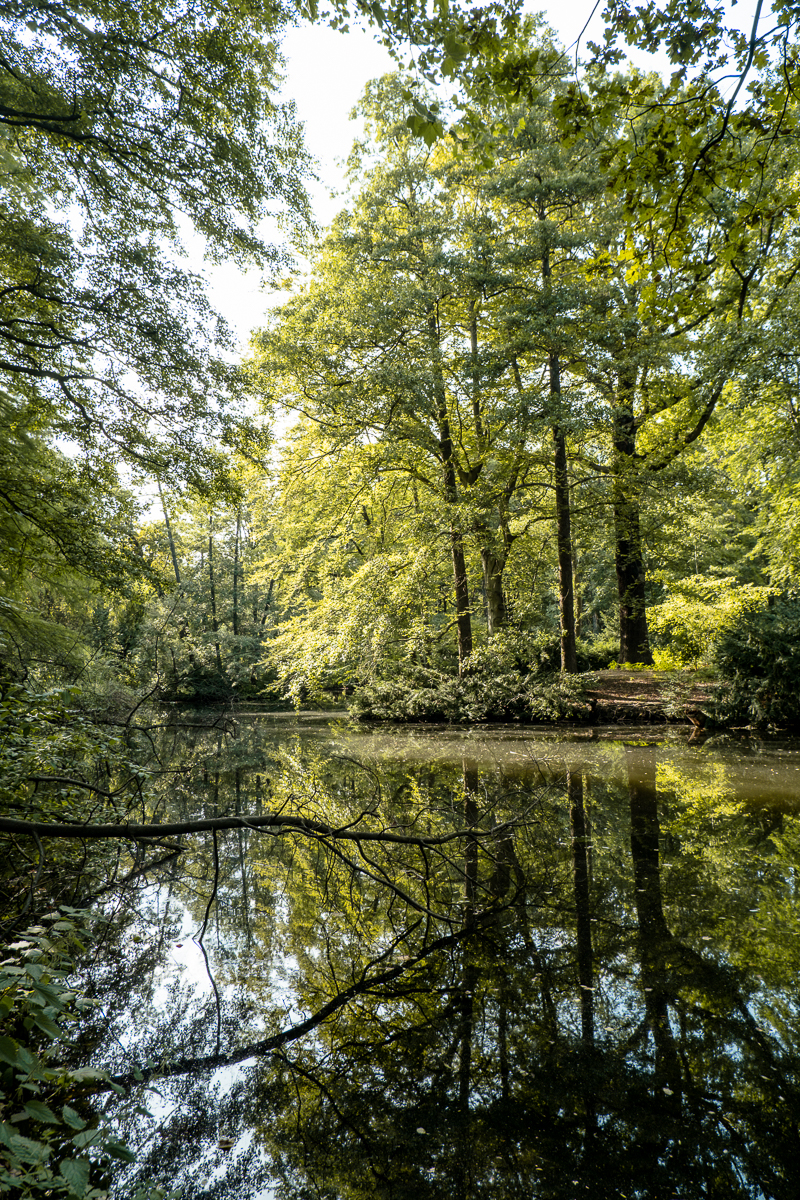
xmin=541 ymin=229 xmax=577 ymax=673
xmin=551 ymin=355 xmax=578 ymax=672
xmin=207 ymin=514 xmax=223 ymax=676
xmin=613 ymin=381 xmax=653 ymax=664
xmin=626 ymin=746 xmax=682 ymax=1104
xmin=450 ymin=525 xmax=473 ymax=670
xmin=428 ymin=306 xmax=472 ymax=669
xmin=569 ymin=771 xmax=594 ymax=1048
xmin=480 ymin=548 xmax=507 ymax=634
xmin=456 ymin=763 xmax=479 ymax=1200
xmin=569 ymin=770 xmax=598 ymax=1166
xmin=472 ymin=298 xmax=508 ymax=638
xmin=469 ymin=299 xmax=485 ymax=448
xmin=232 ymin=507 xmax=241 ymax=638
xmin=157 ymin=479 xmax=181 ymax=585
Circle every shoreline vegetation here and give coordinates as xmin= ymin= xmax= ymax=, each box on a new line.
xmin=210 ymin=668 xmax=724 ymax=730
xmin=348 ymin=667 xmax=718 ymax=728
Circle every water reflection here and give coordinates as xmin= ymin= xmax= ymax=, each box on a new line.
xmin=92 ymin=720 xmax=800 ymax=1199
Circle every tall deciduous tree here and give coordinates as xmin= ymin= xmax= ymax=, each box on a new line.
xmin=251 ymin=76 xmax=552 ymax=673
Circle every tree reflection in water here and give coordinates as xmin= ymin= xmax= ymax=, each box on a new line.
xmin=86 ymin=724 xmax=800 ymax=1200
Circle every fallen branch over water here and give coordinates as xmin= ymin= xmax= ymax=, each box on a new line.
xmin=0 ymin=812 xmax=521 ymax=849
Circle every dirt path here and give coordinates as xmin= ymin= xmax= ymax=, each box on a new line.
xmin=580 ymin=669 xmax=717 ymax=725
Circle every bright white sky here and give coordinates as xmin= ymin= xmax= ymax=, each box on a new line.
xmin=207 ymin=0 xmax=767 ymax=349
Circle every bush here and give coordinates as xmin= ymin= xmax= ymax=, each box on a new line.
xmin=0 ymin=912 xmax=134 ymax=1199
xmin=349 ymin=634 xmax=589 ymax=723
xmin=712 ymin=595 xmax=800 ymax=728
xmin=648 ymin=576 xmax=775 ymax=668
xmin=575 ymin=635 xmax=620 ymax=672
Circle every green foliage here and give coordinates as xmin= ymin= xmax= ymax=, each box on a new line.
xmin=0 ymin=911 xmax=138 ymax=1199
xmin=1 ymin=0 xmax=309 ymax=705
xmin=0 ymin=0 xmax=308 ymax=481
xmin=716 ymin=375 xmax=800 ymax=591
xmin=0 ymin=683 xmax=157 ymax=916
xmin=648 ymin=576 xmax=776 ymax=668
xmin=350 ymin=632 xmax=588 ymax=722
xmin=131 ymin=496 xmax=274 ymax=702
xmin=0 ymin=404 xmax=148 ymax=686
xmin=713 ymin=595 xmax=800 ymax=728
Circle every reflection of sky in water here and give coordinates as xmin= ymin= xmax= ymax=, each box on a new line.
xmin=95 ymin=721 xmax=800 ymax=1199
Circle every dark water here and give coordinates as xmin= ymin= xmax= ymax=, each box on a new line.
xmin=90 ymin=718 xmax=800 ymax=1199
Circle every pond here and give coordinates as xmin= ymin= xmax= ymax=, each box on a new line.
xmin=87 ymin=717 xmax=800 ymax=1200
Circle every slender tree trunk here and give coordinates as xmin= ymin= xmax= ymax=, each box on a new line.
xmin=480 ymin=548 xmax=507 ymax=634
xmin=259 ymin=578 xmax=274 ymax=626
xmin=540 ymin=229 xmax=577 ymax=672
xmin=450 ymin=526 xmax=473 ymax=669
xmin=232 ymin=507 xmax=241 ymax=637
xmin=552 ymin=355 xmax=577 ymax=672
xmin=569 ymin=771 xmax=594 ymax=1047
xmin=626 ymin=746 xmax=681 ymax=1108
xmin=428 ymin=306 xmax=472 ymax=668
xmin=157 ymin=479 xmax=181 ymax=585
xmin=469 ymin=299 xmax=485 ymax=447
xmin=456 ymin=763 xmax=479 ymax=1200
xmin=207 ymin=514 xmax=223 ymax=676
xmin=613 ymin=381 xmax=653 ymax=664
xmin=471 ymin=298 xmax=508 ymax=638
xmin=569 ymin=769 xmax=598 ymax=1168
xmin=573 ymin=545 xmax=582 ymax=639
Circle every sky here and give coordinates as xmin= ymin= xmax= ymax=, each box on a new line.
xmin=206 ymin=0 xmax=767 ymax=349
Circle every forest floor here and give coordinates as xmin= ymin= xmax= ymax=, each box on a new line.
xmin=580 ymin=668 xmax=718 ymax=725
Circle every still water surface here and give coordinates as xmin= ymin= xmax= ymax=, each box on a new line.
xmin=96 ymin=718 xmax=800 ymax=1199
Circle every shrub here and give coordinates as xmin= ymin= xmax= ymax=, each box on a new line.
xmin=575 ymin=635 xmax=620 ymax=672
xmin=0 ymin=912 xmax=135 ymax=1199
xmin=349 ymin=635 xmax=589 ymax=723
xmin=712 ymin=594 xmax=800 ymax=728
xmin=648 ymin=576 xmax=775 ymax=668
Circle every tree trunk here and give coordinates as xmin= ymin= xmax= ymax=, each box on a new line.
xmin=626 ymin=745 xmax=681 ymax=1093
xmin=450 ymin=526 xmax=473 ymax=668
xmin=428 ymin=306 xmax=472 ymax=669
xmin=456 ymin=763 xmax=479 ymax=1200
xmin=472 ymin=298 xmax=508 ymax=638
xmin=569 ymin=769 xmax=598 ymax=1160
xmin=569 ymin=771 xmax=594 ymax=1048
xmin=157 ymin=479 xmax=181 ymax=585
xmin=551 ymin=355 xmax=578 ymax=672
xmin=480 ymin=547 xmax=507 ymax=635
xmin=207 ymin=515 xmax=223 ymax=676
xmin=541 ymin=223 xmax=577 ymax=672
xmin=612 ymin=383 xmax=653 ymax=664
xmin=232 ymin=507 xmax=241 ymax=637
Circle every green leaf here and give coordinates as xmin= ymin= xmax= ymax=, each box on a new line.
xmin=72 ymin=1127 xmax=102 ymax=1148
xmin=442 ymin=34 xmax=468 ymax=63
xmin=23 ymin=1099 xmax=59 ymax=1123
xmin=31 ymin=1010 xmax=62 ymax=1039
xmin=0 ymin=1034 xmax=20 ymax=1066
xmin=62 ymin=1105 xmax=87 ymax=1131
xmin=67 ymin=1067 xmax=108 ymax=1083
xmin=9 ymin=1132 xmax=50 ymax=1165
xmin=60 ymin=1156 xmax=90 ymax=1195
xmin=105 ymin=1138 xmax=136 ymax=1162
